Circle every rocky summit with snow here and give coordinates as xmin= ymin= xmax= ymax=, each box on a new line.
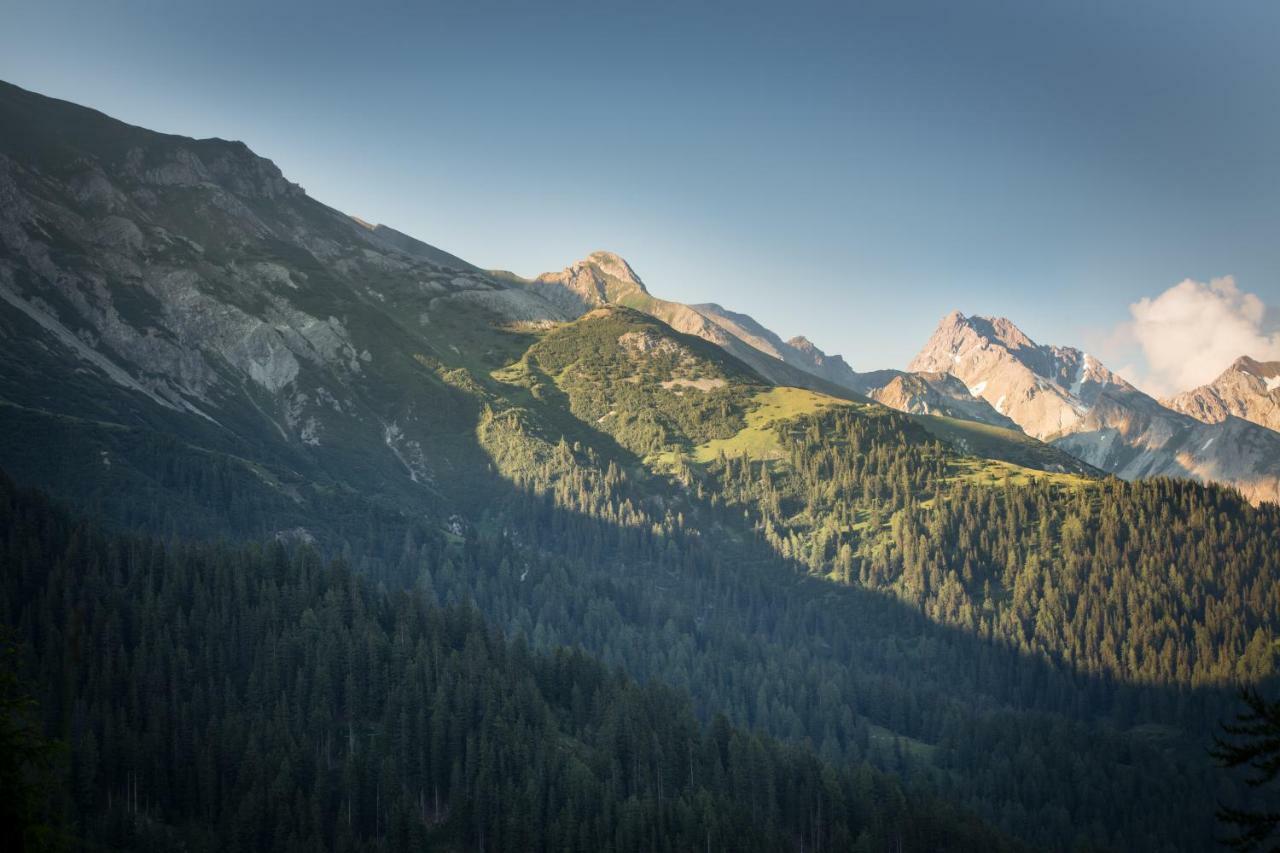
xmin=1162 ymin=355 xmax=1280 ymax=434
xmin=906 ymin=311 xmax=1280 ymax=504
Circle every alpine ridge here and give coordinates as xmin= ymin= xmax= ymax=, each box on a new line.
xmin=909 ymin=310 xmax=1280 ymax=503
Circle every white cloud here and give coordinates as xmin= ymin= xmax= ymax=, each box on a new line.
xmin=1122 ymin=276 xmax=1280 ymax=398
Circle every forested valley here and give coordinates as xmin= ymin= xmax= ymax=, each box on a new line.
xmin=2 ymin=80 xmax=1278 ymax=852
xmin=0 ymin=472 xmax=1013 ymax=852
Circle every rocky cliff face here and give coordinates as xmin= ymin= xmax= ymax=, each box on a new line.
xmin=528 ymin=250 xmax=648 ymax=315
xmin=909 ymin=311 xmax=1280 ymax=503
xmin=1163 ymin=356 xmax=1280 ymax=433
xmin=853 ymin=370 xmax=1018 ymax=428
xmin=908 ymin=311 xmax=1131 ymax=439
xmin=0 ymin=79 xmax=569 ymax=533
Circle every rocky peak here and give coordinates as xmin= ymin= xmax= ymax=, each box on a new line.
xmin=583 ymin=251 xmax=645 ymax=290
xmin=908 ymin=311 xmax=986 ymax=374
xmin=908 ymin=310 xmax=1133 ymax=439
xmin=983 ymin=316 xmax=1037 ymax=351
xmin=530 ymin=251 xmax=647 ymax=315
xmin=786 ymin=335 xmax=819 ymax=353
xmin=1162 ymin=354 xmax=1280 ymax=431
xmin=783 ymin=334 xmax=855 ymax=376
xmin=911 ymin=311 xmax=1113 ymax=388
xmin=1231 ymin=355 xmax=1280 ymax=381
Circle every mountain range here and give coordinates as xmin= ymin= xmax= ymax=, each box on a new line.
xmin=502 ymin=243 xmax=1280 ymax=504
xmin=2 ymin=78 xmax=1279 ymax=852
xmin=4 ymin=74 xmax=1272 ymax=507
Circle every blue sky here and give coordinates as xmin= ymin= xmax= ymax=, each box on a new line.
xmin=3 ymin=0 xmax=1278 ymax=386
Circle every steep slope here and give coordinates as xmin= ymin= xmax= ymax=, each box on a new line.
xmin=0 ymin=79 xmax=571 ymax=540
xmin=351 ymin=215 xmax=479 ymax=270
xmin=690 ymin=302 xmax=864 ymax=386
xmin=494 ymin=305 xmax=767 ymax=462
xmin=910 ymin=311 xmax=1280 ymax=503
xmin=1163 ymin=355 xmax=1280 ymax=432
xmin=494 ymin=305 xmax=1092 ymax=477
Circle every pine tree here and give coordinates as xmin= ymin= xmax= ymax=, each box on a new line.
xmin=1212 ymin=687 xmax=1280 ymax=851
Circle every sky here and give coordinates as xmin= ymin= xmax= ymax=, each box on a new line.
xmin=3 ymin=0 xmax=1279 ymax=393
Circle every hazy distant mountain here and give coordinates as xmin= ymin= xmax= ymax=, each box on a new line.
xmin=910 ymin=311 xmax=1280 ymax=503
xmin=1162 ymin=355 xmax=1280 ymax=433
xmin=688 ymin=302 xmax=863 ymax=385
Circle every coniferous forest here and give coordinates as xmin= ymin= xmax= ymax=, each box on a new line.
xmin=0 ymin=473 xmax=1011 ymax=852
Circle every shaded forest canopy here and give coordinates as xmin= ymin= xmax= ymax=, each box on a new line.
xmin=0 ymin=472 xmax=1013 ymax=852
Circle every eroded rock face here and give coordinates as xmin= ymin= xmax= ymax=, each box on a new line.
xmin=1163 ymin=356 xmax=1280 ymax=433
xmin=0 ymin=146 xmax=376 ymax=415
xmin=909 ymin=311 xmax=1280 ymax=503
xmin=528 ymin=250 xmax=649 ymax=315
xmin=908 ymin=311 xmax=1129 ymax=440
xmin=0 ymin=79 xmax=573 ymax=517
xmin=854 ymin=369 xmax=1018 ymax=429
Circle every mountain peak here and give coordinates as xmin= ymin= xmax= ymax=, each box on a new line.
xmin=909 ymin=310 xmax=1137 ymax=439
xmin=582 ymin=251 xmax=645 ymax=290
xmin=927 ymin=311 xmax=1038 ymax=353
xmin=1164 ymin=354 xmax=1280 ymax=431
xmin=529 ymin=251 xmax=647 ymax=315
xmin=1231 ymin=354 xmax=1280 ymax=378
xmin=1233 ymin=354 xmax=1258 ymax=370
xmin=786 ymin=335 xmax=819 ymax=352
xmin=973 ymin=315 xmax=1037 ymax=350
